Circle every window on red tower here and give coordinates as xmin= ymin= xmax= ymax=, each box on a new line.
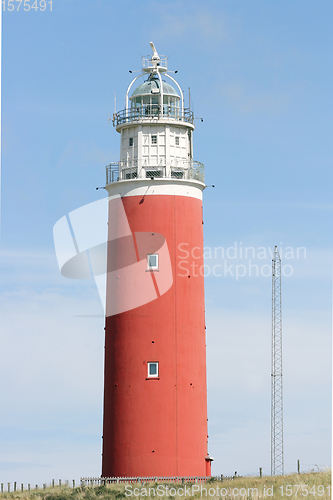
xmin=148 ymin=362 xmax=159 ymax=378
xmin=147 ymin=253 xmax=159 ymax=270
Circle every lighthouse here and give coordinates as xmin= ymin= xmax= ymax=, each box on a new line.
xmin=101 ymin=43 xmax=212 ymax=478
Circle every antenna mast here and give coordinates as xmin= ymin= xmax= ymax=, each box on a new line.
xmin=271 ymin=246 xmax=284 ymax=476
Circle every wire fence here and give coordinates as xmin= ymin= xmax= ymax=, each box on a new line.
xmin=1 ymin=463 xmax=326 ymax=494
xmin=0 ymin=476 xmax=237 ymax=493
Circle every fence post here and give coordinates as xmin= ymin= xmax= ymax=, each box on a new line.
xmin=259 ymin=468 xmax=262 ymax=477
xmin=35 ymin=485 xmax=38 ymax=491
xmin=43 ymin=484 xmax=46 ymax=490
xmin=297 ymin=460 xmax=300 ymax=474
xmin=1 ymin=484 xmax=3 ymax=494
xmin=14 ymin=482 xmax=16 ymax=492
xmin=7 ymin=483 xmax=10 ymax=493
xmin=21 ymin=484 xmax=23 ymax=492
xmin=28 ymin=484 xmax=30 ymax=492
xmin=52 ymin=479 xmax=54 ymax=488
xmin=73 ymin=480 xmax=75 ymax=488
xmin=59 ymin=479 xmax=61 ymax=488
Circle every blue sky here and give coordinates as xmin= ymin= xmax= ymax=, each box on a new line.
xmin=1 ymin=0 xmax=332 ymax=485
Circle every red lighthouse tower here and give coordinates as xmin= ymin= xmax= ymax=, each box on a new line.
xmin=101 ymin=43 xmax=212 ymax=478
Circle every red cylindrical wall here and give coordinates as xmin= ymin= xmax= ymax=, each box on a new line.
xmin=102 ymin=192 xmax=208 ymax=477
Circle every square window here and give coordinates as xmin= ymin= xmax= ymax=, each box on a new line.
xmin=129 ymin=137 xmax=134 ymax=147
xmin=147 ymin=253 xmax=159 ymax=270
xmin=148 ymin=362 xmax=159 ymax=378
xmin=175 ymin=136 xmax=180 ymax=146
xmin=151 ymin=135 xmax=157 ymax=144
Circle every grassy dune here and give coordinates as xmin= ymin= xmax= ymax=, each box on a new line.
xmin=0 ymin=470 xmax=331 ymax=500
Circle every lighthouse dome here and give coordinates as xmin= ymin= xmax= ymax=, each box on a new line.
xmin=130 ymin=77 xmax=179 ymax=100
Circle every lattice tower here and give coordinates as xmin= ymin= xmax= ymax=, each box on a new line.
xmin=271 ymin=246 xmax=284 ymax=475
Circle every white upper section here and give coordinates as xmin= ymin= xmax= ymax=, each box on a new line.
xmin=121 ymin=124 xmax=192 ymax=166
xmin=107 ymin=43 xmax=204 ymax=189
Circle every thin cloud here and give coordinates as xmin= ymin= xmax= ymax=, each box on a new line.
xmin=222 ymin=82 xmax=289 ymax=115
xmin=149 ymin=3 xmax=237 ymax=42
xmin=208 ymin=201 xmax=333 ymax=210
xmin=55 ymin=139 xmax=114 ymax=171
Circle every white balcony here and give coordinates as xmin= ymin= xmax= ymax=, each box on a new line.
xmin=106 ymin=159 xmax=204 ymax=185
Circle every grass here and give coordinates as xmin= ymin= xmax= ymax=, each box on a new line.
xmin=0 ymin=470 xmax=331 ymax=500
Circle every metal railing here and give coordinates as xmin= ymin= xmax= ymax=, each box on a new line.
xmin=113 ymin=106 xmax=194 ymax=126
xmin=106 ymin=159 xmax=204 ymax=184
xmin=81 ymin=476 xmax=209 ymax=485
xmin=142 ymin=54 xmax=168 ymax=70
